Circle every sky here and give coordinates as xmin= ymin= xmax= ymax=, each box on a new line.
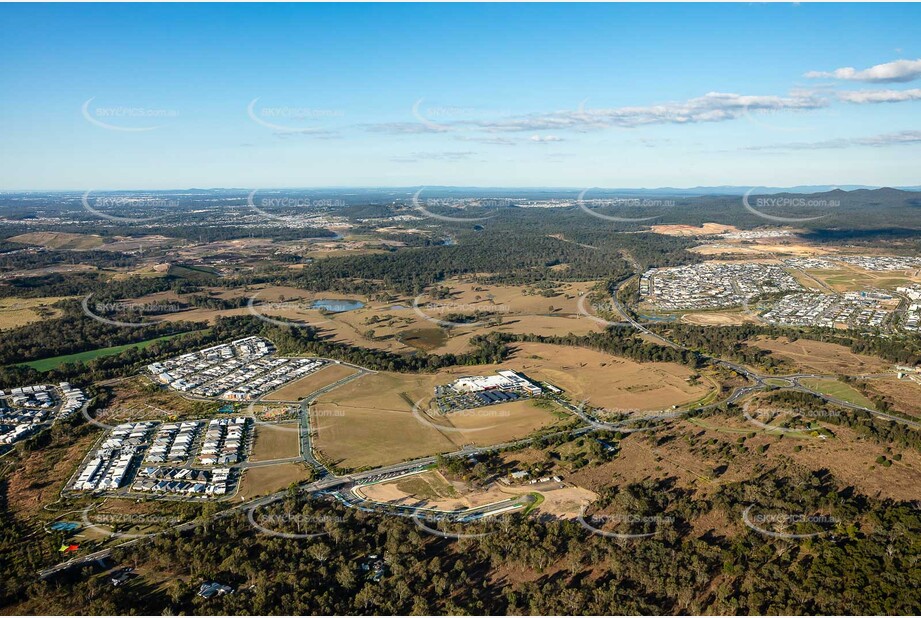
xmin=0 ymin=2 xmax=919 ymax=190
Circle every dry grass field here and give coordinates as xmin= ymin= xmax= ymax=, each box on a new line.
xmin=147 ymin=278 xmax=607 ymax=355
xmin=651 ymin=223 xmax=738 ymax=237
xmin=249 ymin=421 xmax=301 ymax=461
xmin=749 ymin=336 xmax=891 ymax=375
xmin=681 ymin=310 xmax=755 ymax=326
xmin=311 ymin=342 xmax=716 ymax=470
xmin=262 ymin=363 xmax=360 ymax=401
xmin=103 ymin=376 xmax=220 ymax=421
xmin=8 ymin=231 xmax=105 ymax=250
xmin=0 ymin=296 xmax=70 ymax=330
xmin=237 ymin=462 xmax=315 ymax=499
xmin=862 ymin=376 xmax=921 ymax=418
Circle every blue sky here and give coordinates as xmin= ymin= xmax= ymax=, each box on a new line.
xmin=0 ymin=2 xmax=919 ymax=190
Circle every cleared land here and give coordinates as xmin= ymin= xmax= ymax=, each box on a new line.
xmin=237 ymin=463 xmax=314 ymax=499
xmin=8 ymin=231 xmax=106 ymax=250
xmin=102 ymin=375 xmax=220 ymax=421
xmin=312 ymin=342 xmax=715 ymax=470
xmin=650 ymin=223 xmax=738 ymax=237
xmin=249 ymin=422 xmax=301 ymax=461
xmin=0 ymin=296 xmax=70 ymax=330
xmin=262 ymin=363 xmax=360 ymax=401
xmin=863 ymin=376 xmax=921 ymax=418
xmin=749 ymin=336 xmax=891 ymax=375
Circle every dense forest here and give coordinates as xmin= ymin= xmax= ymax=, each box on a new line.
xmin=5 ymin=466 xmax=920 ymax=615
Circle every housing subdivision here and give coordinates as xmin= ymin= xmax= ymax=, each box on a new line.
xmin=0 ymin=382 xmax=86 ymax=446
xmin=836 ymin=255 xmax=921 ymax=271
xmin=72 ymin=422 xmax=156 ymax=492
xmin=760 ymin=292 xmax=897 ymax=330
xmin=71 ymin=416 xmax=251 ymax=498
xmin=146 ymin=336 xmax=325 ymax=401
xmin=132 ymin=465 xmax=234 ymax=497
xmin=640 ymin=262 xmax=803 ymax=310
xmin=433 ymin=370 xmax=560 ymax=413
xmin=898 ymin=286 xmax=921 ymax=332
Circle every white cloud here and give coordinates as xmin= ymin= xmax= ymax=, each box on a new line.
xmin=529 ymin=134 xmax=564 ymax=142
xmin=468 ymin=92 xmax=827 ymax=132
xmin=805 ymin=58 xmax=921 ymax=83
xmin=364 ymin=92 xmax=826 ymax=136
xmin=746 ymin=130 xmax=921 ymax=150
xmin=837 ymin=88 xmax=921 ymax=103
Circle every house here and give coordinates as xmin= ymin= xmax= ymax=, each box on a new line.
xmin=198 ymin=582 xmax=234 ymax=599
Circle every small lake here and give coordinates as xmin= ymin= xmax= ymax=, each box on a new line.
xmin=311 ymin=299 xmax=365 ymax=312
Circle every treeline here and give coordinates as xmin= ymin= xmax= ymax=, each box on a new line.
xmin=650 ymin=323 xmax=921 ymax=368
xmin=489 ymin=328 xmax=705 ymax=368
xmin=9 ymin=467 xmax=921 ymax=615
xmin=759 ymin=390 xmax=921 ymax=452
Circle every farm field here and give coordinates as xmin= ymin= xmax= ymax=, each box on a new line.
xmin=748 ymin=336 xmax=892 ymax=375
xmin=0 ymin=296 xmax=70 ymax=330
xmin=237 ymin=463 xmax=314 ymax=499
xmin=249 ymin=421 xmax=301 ymax=461
xmin=262 ymin=363 xmax=360 ymax=401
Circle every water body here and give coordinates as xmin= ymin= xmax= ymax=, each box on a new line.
xmin=311 ymin=299 xmax=365 ymax=312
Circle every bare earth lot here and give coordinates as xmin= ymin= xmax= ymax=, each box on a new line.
xmin=237 ymin=462 xmax=314 ymax=499
xmin=249 ymin=421 xmax=301 ymax=461
xmin=262 ymin=363 xmax=359 ymax=401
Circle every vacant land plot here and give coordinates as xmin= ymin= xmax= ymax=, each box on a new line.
xmin=312 ymin=341 xmax=714 ymax=469
xmin=651 ymin=223 xmax=738 ymax=237
xmin=8 ymin=231 xmax=105 ymax=250
xmin=312 ymin=369 xmax=564 ymax=470
xmin=0 ymin=296 xmax=69 ymax=330
xmin=749 ymin=336 xmax=891 ymax=375
xmin=103 ymin=375 xmax=220 ymax=420
xmin=237 ymin=463 xmax=314 ymax=499
xmin=263 ymin=363 xmax=359 ymax=401
xmin=681 ymin=310 xmax=754 ymax=326
xmin=249 ymin=422 xmax=301 ymax=461
xmin=863 ymin=377 xmax=921 ymax=418
xmin=499 ymin=342 xmax=714 ymax=411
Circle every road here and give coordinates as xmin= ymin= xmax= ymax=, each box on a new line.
xmin=36 ymin=282 xmax=921 ymax=577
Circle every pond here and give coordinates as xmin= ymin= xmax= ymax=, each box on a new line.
xmin=310 ymin=299 xmax=365 ymax=312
